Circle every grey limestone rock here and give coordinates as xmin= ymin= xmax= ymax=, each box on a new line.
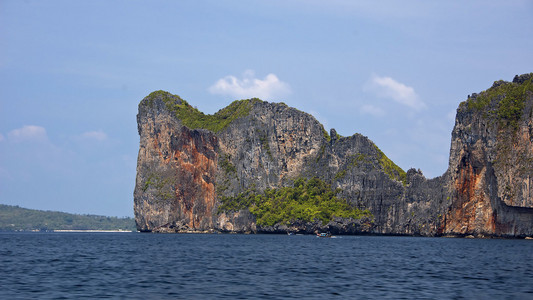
xmin=134 ymin=73 xmax=533 ymax=237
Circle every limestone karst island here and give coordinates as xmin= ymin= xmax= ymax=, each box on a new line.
xmin=134 ymin=73 xmax=533 ymax=238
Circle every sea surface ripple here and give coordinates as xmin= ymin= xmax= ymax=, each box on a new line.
xmin=1 ymin=233 xmax=532 ymax=299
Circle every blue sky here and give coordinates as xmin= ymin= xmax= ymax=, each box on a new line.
xmin=1 ymin=1 xmax=532 ymax=217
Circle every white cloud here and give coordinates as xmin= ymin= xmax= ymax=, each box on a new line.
xmin=0 ymin=133 xmax=4 ymax=142
xmin=7 ymin=125 xmax=48 ymax=142
xmin=80 ymin=130 xmax=108 ymax=142
xmin=208 ymin=70 xmax=291 ymax=100
xmin=360 ymin=104 xmax=386 ymax=117
xmin=365 ymin=74 xmax=426 ymax=111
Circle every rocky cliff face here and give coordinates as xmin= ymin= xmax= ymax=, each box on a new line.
xmin=134 ymin=73 xmax=533 ymax=237
xmin=442 ymin=73 xmax=533 ymax=237
xmin=134 ymin=93 xmax=219 ymax=232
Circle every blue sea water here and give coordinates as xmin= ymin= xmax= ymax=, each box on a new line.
xmin=0 ymin=233 xmax=532 ymax=299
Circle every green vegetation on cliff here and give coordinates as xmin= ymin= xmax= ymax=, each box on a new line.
xmin=322 ymin=126 xmax=331 ymax=142
xmin=143 ymin=173 xmax=175 ymax=201
xmin=218 ymin=177 xmax=372 ymax=226
xmin=464 ymin=74 xmax=533 ymax=130
xmin=219 ymin=154 xmax=237 ymax=175
xmin=374 ymin=145 xmax=407 ymax=185
xmin=0 ymin=204 xmax=136 ymax=231
xmin=333 ymin=148 xmax=406 ymax=185
xmin=146 ymin=90 xmax=257 ymax=132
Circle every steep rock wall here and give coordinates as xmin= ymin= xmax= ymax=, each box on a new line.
xmin=443 ymin=73 xmax=533 ymax=237
xmin=134 ymin=93 xmax=219 ymax=232
xmin=315 ymin=133 xmax=446 ymax=236
xmin=215 ymin=101 xmax=325 ymax=195
xmin=214 ymin=101 xmax=327 ymax=232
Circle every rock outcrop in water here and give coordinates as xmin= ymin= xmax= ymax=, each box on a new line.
xmin=134 ymin=74 xmax=533 ymax=237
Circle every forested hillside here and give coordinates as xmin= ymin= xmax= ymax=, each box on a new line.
xmin=0 ymin=204 xmax=136 ymax=231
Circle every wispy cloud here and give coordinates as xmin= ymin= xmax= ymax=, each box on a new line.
xmin=7 ymin=125 xmax=48 ymax=143
xmin=208 ymin=70 xmax=291 ymax=100
xmin=365 ymin=74 xmax=426 ymax=111
xmin=360 ymin=104 xmax=386 ymax=117
xmin=80 ymin=130 xmax=108 ymax=142
xmin=0 ymin=133 xmax=5 ymax=142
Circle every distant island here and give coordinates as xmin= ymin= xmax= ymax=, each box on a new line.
xmin=0 ymin=204 xmax=136 ymax=232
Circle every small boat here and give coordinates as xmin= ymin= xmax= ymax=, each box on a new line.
xmin=316 ymin=232 xmax=332 ymax=238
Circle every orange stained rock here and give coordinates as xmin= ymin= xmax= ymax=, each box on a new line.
xmin=447 ymin=155 xmax=496 ymax=235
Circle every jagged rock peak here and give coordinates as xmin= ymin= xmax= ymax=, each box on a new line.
xmin=513 ymin=73 xmax=533 ymax=84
